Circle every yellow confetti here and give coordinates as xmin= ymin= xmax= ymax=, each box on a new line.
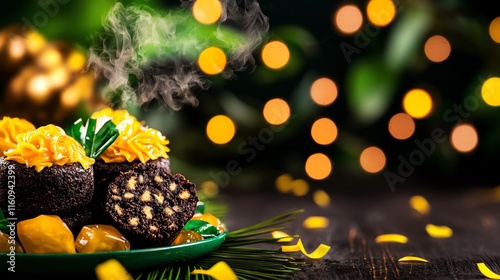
xmin=281 ymin=238 xmax=330 ymax=259
xmin=425 ymin=224 xmax=453 ymax=238
xmin=477 ymin=263 xmax=500 ymax=279
xmin=375 ymin=234 xmax=409 ymax=244
xmin=409 ymin=195 xmax=431 ymax=215
xmin=95 ymin=259 xmax=133 ymax=280
xmin=398 ymin=256 xmax=429 ymax=263
xmin=271 ymin=231 xmax=294 ymax=242
xmin=191 ymin=261 xmax=238 ymax=280
xmin=303 ymin=216 xmax=329 ymax=229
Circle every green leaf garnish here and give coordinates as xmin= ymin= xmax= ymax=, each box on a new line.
xmin=196 ymin=201 xmax=205 ymax=214
xmin=0 ymin=211 xmax=8 ymax=233
xmin=69 ymin=117 xmax=119 ymax=159
xmin=183 ymin=220 xmax=220 ymax=238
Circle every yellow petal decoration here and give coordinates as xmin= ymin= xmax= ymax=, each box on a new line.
xmin=95 ymin=259 xmax=133 ymax=280
xmin=425 ymin=224 xmax=453 ymax=238
xmin=375 ymin=234 xmax=409 ymax=244
xmin=272 ymin=231 xmax=294 ymax=242
xmin=303 ymin=216 xmax=329 ymax=229
xmin=398 ymin=256 xmax=429 ymax=263
xmin=409 ymin=195 xmax=431 ymax=215
xmin=191 ymin=261 xmax=238 ymax=280
xmin=281 ymin=238 xmax=330 ymax=259
xmin=477 ymin=263 xmax=500 ymax=279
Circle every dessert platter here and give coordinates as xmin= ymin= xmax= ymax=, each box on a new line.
xmin=0 ymin=108 xmax=227 ymax=274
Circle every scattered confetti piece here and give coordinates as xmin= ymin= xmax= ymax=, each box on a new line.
xmin=398 ymin=256 xmax=429 ymax=263
xmin=313 ymin=190 xmax=331 ymax=208
xmin=425 ymin=224 xmax=453 ymax=238
xmin=272 ymin=231 xmax=295 ymax=242
xmin=95 ymin=259 xmax=133 ymax=280
xmin=281 ymin=238 xmax=330 ymax=259
xmin=477 ymin=262 xmax=500 ymax=279
xmin=191 ymin=261 xmax=238 ymax=280
xmin=409 ymin=195 xmax=431 ymax=215
xmin=375 ymin=234 xmax=409 ymax=244
xmin=303 ymin=216 xmax=329 ymax=229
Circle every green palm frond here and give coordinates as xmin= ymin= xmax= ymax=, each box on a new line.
xmin=134 ymin=209 xmax=304 ymax=280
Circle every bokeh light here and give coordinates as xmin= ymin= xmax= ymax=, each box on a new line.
xmin=450 ymin=123 xmax=478 ymax=153
xmin=311 ymin=118 xmax=338 ymax=145
xmin=8 ymin=36 xmax=25 ymax=60
xmin=263 ymin=98 xmax=291 ymax=125
xmin=334 ymin=5 xmax=363 ymax=34
xmin=403 ymin=88 xmax=433 ymax=119
xmin=310 ymin=77 xmax=338 ymax=106
xmin=199 ymin=180 xmax=220 ymax=198
xmin=305 ymin=153 xmax=332 ymax=180
xmin=359 ymin=146 xmax=386 ymax=173
xmin=198 ymin=46 xmax=226 ymax=75
xmin=66 ymin=50 xmax=87 ymax=72
xmin=261 ymin=40 xmax=290 ymax=69
xmin=424 ymin=35 xmax=451 ymax=63
xmin=192 ymin=0 xmax=222 ymax=25
xmin=291 ymin=179 xmax=310 ymax=197
xmin=25 ymin=30 xmax=46 ymax=55
xmin=489 ymin=17 xmax=500 ymax=43
xmin=366 ymin=0 xmax=396 ymax=27
xmin=481 ymin=77 xmax=500 ymax=106
xmin=206 ymin=115 xmax=236 ymax=144
xmin=48 ymin=66 xmax=70 ymax=90
xmin=313 ymin=190 xmax=331 ymax=208
xmin=37 ymin=46 xmax=62 ymax=69
xmin=275 ymin=173 xmax=294 ymax=193
xmin=388 ymin=112 xmax=415 ymax=140
xmin=27 ymin=75 xmax=50 ymax=103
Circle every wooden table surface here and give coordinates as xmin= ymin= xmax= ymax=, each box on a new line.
xmin=223 ymin=183 xmax=500 ymax=280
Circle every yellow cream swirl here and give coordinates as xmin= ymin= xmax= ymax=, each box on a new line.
xmin=4 ymin=124 xmax=95 ymax=172
xmin=91 ymin=108 xmax=170 ymax=163
xmin=0 ymin=117 xmax=36 ymax=155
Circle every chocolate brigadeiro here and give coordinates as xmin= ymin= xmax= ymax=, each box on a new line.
xmin=105 ymin=165 xmax=198 ymax=248
xmin=85 ymin=108 xmax=171 ymax=223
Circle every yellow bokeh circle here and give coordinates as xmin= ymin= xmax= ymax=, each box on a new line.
xmin=403 ymin=88 xmax=433 ymax=119
xmin=206 ymin=115 xmax=235 ymax=144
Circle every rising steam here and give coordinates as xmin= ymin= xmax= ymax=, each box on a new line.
xmin=86 ymin=0 xmax=269 ymax=111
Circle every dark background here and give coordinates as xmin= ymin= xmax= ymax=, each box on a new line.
xmin=1 ymin=0 xmax=500 ymax=194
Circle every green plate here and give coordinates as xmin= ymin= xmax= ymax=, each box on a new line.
xmin=2 ymin=232 xmax=226 ymax=274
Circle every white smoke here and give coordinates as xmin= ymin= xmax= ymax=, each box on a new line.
xmin=86 ymin=0 xmax=269 ymax=111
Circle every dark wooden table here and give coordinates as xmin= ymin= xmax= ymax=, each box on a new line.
xmin=222 ymin=182 xmax=500 ymax=280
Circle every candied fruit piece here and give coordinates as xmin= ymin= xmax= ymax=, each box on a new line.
xmin=0 ymin=231 xmax=24 ymax=253
xmin=95 ymin=259 xmax=133 ymax=280
xmin=171 ymin=230 xmax=203 ymax=246
xmin=75 ymin=224 xmax=130 ymax=253
xmin=17 ymin=215 xmax=75 ymax=254
xmin=190 ymin=213 xmax=226 ymax=233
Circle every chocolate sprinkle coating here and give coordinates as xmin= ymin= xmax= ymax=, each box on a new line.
xmin=105 ymin=164 xmax=197 ymax=248
xmin=0 ymin=157 xmax=94 ymax=214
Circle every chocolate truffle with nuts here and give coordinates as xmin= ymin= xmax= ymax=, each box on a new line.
xmin=88 ymin=108 xmax=171 ymax=223
xmin=105 ymin=163 xmax=198 ymax=248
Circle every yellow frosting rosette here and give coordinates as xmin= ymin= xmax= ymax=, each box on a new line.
xmin=0 ymin=117 xmax=36 ymax=155
xmin=4 ymin=124 xmax=95 ymax=172
xmin=90 ymin=108 xmax=170 ymax=163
